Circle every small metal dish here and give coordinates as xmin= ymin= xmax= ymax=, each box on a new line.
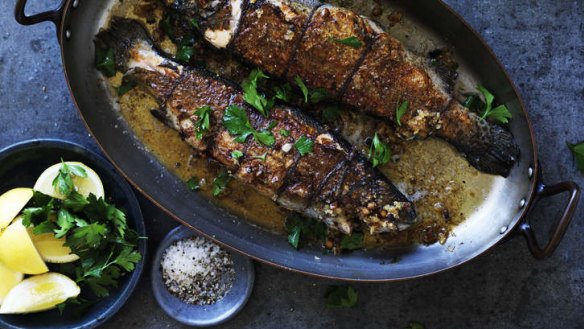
xmin=0 ymin=139 xmax=147 ymax=329
xmin=152 ymin=225 xmax=255 ymax=327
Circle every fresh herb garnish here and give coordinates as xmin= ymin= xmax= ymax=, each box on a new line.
xmin=294 ymin=76 xmax=309 ymax=103
xmin=294 ymin=135 xmax=314 ymax=156
xmin=273 ymin=83 xmax=292 ymax=102
xmin=190 ymin=18 xmax=200 ymax=29
xmin=322 ymin=106 xmax=341 ymax=123
xmin=396 ymin=100 xmax=409 ymax=127
xmin=368 ymin=133 xmax=391 ymax=168
xmin=242 ymin=69 xmax=274 ymax=117
xmin=477 ymin=85 xmax=512 ymax=123
xmin=222 ymin=105 xmax=275 ymax=146
xmin=194 ymin=105 xmax=212 ymax=139
xmin=340 ymin=233 xmax=364 ymax=250
xmin=52 ymin=161 xmax=88 ymax=197
xmin=280 ymin=129 xmax=290 ymax=137
xmin=175 ymin=42 xmax=195 ymax=62
xmin=212 ymin=171 xmax=232 ymax=197
xmin=284 ymin=213 xmax=327 ymax=249
xmin=405 ymin=321 xmax=426 ymax=329
xmin=461 ymin=93 xmax=485 ymax=112
xmin=22 ymin=164 xmax=142 ymax=303
xmin=231 ymin=150 xmax=244 ymax=160
xmin=116 ymin=80 xmax=136 ymax=97
xmin=95 ymin=47 xmax=116 ymax=77
xmin=186 ymin=177 xmax=201 ymax=191
xmin=252 ymin=153 xmax=268 ymax=161
xmin=325 ymin=285 xmax=358 ymax=308
xmin=332 ymin=36 xmax=363 ymax=49
xmin=567 ymin=141 xmax=584 ymax=173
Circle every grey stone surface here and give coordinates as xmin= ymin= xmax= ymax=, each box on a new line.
xmin=1 ymin=0 xmax=582 ymax=328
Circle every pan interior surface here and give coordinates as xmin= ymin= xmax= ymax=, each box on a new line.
xmin=59 ymin=0 xmax=536 ymax=280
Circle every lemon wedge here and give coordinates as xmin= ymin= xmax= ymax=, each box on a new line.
xmin=0 ymin=272 xmax=80 ymax=314
xmin=34 ymin=162 xmax=104 ymax=199
xmin=0 ymin=188 xmax=33 ymax=230
xmin=0 ymin=262 xmax=23 ymax=304
xmin=29 ymin=230 xmax=80 ymax=264
xmin=0 ymin=217 xmax=48 ymax=274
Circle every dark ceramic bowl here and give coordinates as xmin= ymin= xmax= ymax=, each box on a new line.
xmin=152 ymin=225 xmax=255 ymax=327
xmin=0 ymin=139 xmax=147 ymax=329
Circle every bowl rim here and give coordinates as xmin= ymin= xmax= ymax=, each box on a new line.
xmin=0 ymin=138 xmax=147 ymax=329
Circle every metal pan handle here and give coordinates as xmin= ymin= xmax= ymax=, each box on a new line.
xmin=519 ymin=181 xmax=580 ymax=259
xmin=14 ymin=0 xmax=66 ymax=36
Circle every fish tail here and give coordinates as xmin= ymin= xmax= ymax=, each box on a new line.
xmin=437 ymin=102 xmax=520 ymax=177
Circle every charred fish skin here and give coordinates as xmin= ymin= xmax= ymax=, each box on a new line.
xmin=164 ymin=0 xmax=520 ymax=177
xmin=95 ymin=18 xmax=417 ymax=235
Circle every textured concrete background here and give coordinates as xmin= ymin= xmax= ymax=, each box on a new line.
xmin=1 ymin=0 xmax=583 ymax=328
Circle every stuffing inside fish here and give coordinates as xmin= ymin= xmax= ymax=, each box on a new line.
xmin=95 ymin=18 xmax=417 ymax=235
xmin=162 ymin=0 xmax=521 ymax=177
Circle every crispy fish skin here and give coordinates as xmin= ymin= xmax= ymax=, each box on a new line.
xmin=165 ymin=0 xmax=520 ymax=177
xmin=95 ymin=18 xmax=416 ymax=234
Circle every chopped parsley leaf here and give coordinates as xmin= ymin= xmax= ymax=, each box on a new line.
xmin=368 ymin=133 xmax=391 ymax=168
xmin=273 ymin=83 xmax=292 ymax=102
xmin=222 ymin=105 xmax=275 ymax=146
xmin=194 ymin=105 xmax=212 ymax=139
xmin=396 ymin=100 xmax=409 ymax=127
xmin=294 ymin=135 xmax=314 ymax=156
xmin=280 ymin=129 xmax=290 ymax=137
xmin=95 ymin=47 xmax=116 ymax=77
xmin=325 ymin=285 xmax=358 ymax=308
xmin=477 ymin=85 xmax=512 ymax=123
xmin=117 ymin=80 xmax=137 ymax=97
xmin=190 ymin=18 xmax=200 ymax=29
xmin=332 ymin=36 xmax=363 ymax=49
xmin=294 ymin=76 xmax=309 ymax=103
xmin=175 ymin=42 xmax=195 ymax=62
xmin=284 ymin=213 xmax=327 ymax=249
xmin=212 ymin=171 xmax=232 ymax=197
xmin=186 ymin=177 xmax=201 ymax=191
xmin=231 ymin=150 xmax=244 ymax=160
xmin=567 ymin=141 xmax=584 ymax=173
xmin=242 ymin=69 xmax=274 ymax=117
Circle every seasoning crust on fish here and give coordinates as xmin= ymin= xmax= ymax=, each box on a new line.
xmin=95 ymin=18 xmax=416 ymax=235
xmin=164 ymin=0 xmax=520 ymax=176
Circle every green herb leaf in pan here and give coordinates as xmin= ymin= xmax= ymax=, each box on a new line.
xmin=252 ymin=152 xmax=268 ymax=162
xmin=273 ymin=83 xmax=292 ymax=102
xmin=396 ymin=100 xmax=409 ymax=127
xmin=186 ymin=177 xmax=201 ymax=191
xmin=222 ymin=105 xmax=275 ymax=146
xmin=294 ymin=76 xmax=309 ymax=103
xmin=368 ymin=133 xmax=391 ymax=168
xmin=242 ymin=68 xmax=274 ymax=117
xmin=194 ymin=105 xmax=212 ymax=139
xmin=190 ymin=18 xmax=200 ymax=29
xmin=279 ymin=129 xmax=290 ymax=137
xmin=295 ymin=135 xmax=314 ymax=156
xmin=477 ymin=85 xmax=512 ymax=124
xmin=175 ymin=43 xmax=195 ymax=62
xmin=95 ymin=47 xmax=116 ymax=77
xmin=287 ymin=226 xmax=302 ymax=249
xmin=309 ymin=88 xmax=328 ymax=104
xmin=212 ymin=171 xmax=232 ymax=197
xmin=332 ymin=36 xmax=363 ymax=49
xmin=231 ymin=150 xmax=244 ymax=160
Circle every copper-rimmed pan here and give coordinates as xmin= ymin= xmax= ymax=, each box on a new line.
xmin=15 ymin=0 xmax=580 ymax=281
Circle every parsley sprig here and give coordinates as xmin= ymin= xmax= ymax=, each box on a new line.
xmin=294 ymin=135 xmax=314 ymax=156
xmin=477 ymin=86 xmax=512 ymax=123
xmin=294 ymin=76 xmax=329 ymax=104
xmin=212 ymin=170 xmax=232 ymax=197
xmin=284 ymin=213 xmax=327 ymax=249
xmin=22 ymin=164 xmax=142 ymax=306
xmin=242 ymin=69 xmax=275 ymax=117
xmin=222 ymin=105 xmax=275 ymax=146
xmin=396 ymin=100 xmax=409 ymax=127
xmin=194 ymin=105 xmax=212 ymax=139
xmin=368 ymin=133 xmax=391 ymax=168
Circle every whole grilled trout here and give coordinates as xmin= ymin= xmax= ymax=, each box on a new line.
xmin=162 ymin=0 xmax=520 ymax=176
xmin=95 ymin=18 xmax=416 ymax=235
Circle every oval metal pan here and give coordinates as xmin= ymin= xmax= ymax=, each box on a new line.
xmin=29 ymin=0 xmax=544 ymax=280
